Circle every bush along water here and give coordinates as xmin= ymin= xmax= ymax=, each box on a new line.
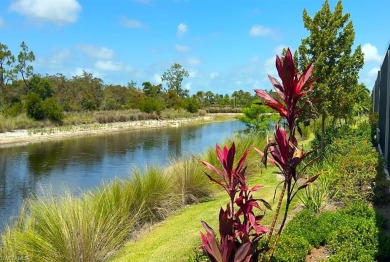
xmin=200 ymin=48 xmax=319 ymax=261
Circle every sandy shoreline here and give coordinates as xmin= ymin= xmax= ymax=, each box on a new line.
xmin=0 ymin=115 xmax=221 ymax=148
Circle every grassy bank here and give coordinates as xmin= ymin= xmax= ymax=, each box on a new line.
xmin=0 ymin=133 xmax=267 ymax=261
xmin=0 ymin=109 xmax=216 ymax=133
xmin=110 ymin=167 xmax=290 ymax=262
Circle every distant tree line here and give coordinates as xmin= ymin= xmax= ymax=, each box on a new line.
xmin=0 ymin=44 xmax=258 ymax=123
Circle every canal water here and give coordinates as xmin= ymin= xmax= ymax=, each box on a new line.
xmin=0 ymin=120 xmax=246 ymax=231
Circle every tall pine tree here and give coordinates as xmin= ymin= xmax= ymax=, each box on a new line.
xmin=297 ymin=0 xmax=364 ymax=151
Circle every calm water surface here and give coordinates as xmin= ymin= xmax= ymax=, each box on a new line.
xmin=0 ymin=120 xmax=246 ymax=231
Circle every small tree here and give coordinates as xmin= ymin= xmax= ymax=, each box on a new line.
xmin=297 ymin=0 xmax=364 ymax=151
xmin=161 ymin=63 xmax=189 ymax=98
xmin=16 ymin=41 xmax=35 ymax=89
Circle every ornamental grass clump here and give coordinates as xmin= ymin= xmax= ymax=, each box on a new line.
xmin=200 ymin=48 xmax=318 ymax=261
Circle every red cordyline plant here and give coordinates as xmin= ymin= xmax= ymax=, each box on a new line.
xmin=200 ymin=143 xmax=271 ymax=262
xmin=254 ymin=48 xmax=319 ymax=261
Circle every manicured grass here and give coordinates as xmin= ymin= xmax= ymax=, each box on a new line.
xmin=110 ymin=168 xmax=292 ymax=262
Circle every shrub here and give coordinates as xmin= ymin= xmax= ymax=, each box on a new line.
xmin=2 ymin=102 xmax=24 ymax=117
xmin=139 ymin=97 xmax=164 ymax=114
xmin=41 ymin=97 xmax=64 ymax=123
xmin=185 ymin=98 xmax=200 ymax=113
xmin=327 ymin=136 xmax=378 ymax=203
xmin=271 ymin=235 xmax=311 ymax=262
xmin=327 ymin=224 xmax=378 ymax=261
xmin=283 ymin=209 xmax=324 ymax=248
xmin=25 ymin=92 xmax=45 ymax=120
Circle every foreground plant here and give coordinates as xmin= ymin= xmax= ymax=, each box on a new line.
xmin=200 ymin=48 xmax=317 ymax=261
xmin=255 ymin=48 xmax=318 ymax=261
xmin=200 ymin=143 xmax=270 ymax=261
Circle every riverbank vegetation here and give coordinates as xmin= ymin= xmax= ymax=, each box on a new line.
xmin=0 ymin=42 xmax=252 ymax=132
xmin=0 ymin=133 xmax=269 ymax=261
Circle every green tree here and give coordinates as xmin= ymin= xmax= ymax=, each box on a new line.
xmin=15 ymin=41 xmax=35 ymax=89
xmin=72 ymin=71 xmax=103 ymax=111
xmin=161 ymin=63 xmax=189 ymax=98
xmin=238 ymin=101 xmax=278 ymax=132
xmin=297 ymin=0 xmax=364 ymax=151
xmin=353 ymin=83 xmax=371 ymax=117
xmin=0 ymin=43 xmax=16 ymax=96
xmin=28 ymin=75 xmax=54 ymax=99
xmin=142 ymin=81 xmax=162 ymax=98
xmin=102 ymin=85 xmax=130 ymax=110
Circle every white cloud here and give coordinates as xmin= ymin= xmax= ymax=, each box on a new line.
xmin=175 ymin=44 xmax=191 ymax=53
xmin=10 ymin=0 xmax=81 ymax=25
xmin=362 ymin=43 xmax=382 ymax=63
xmin=209 ymin=72 xmax=219 ymax=79
xmin=187 ymin=57 xmax=201 ymax=65
xmin=153 ymin=73 xmax=162 ymax=84
xmin=49 ymin=48 xmax=73 ymax=64
xmin=94 ymin=60 xmax=123 ymax=71
xmin=368 ymin=67 xmax=380 ymax=78
xmin=249 ymin=25 xmax=272 ymax=37
xmin=184 ymin=82 xmax=192 ymax=90
xmin=177 ymin=23 xmax=188 ymax=38
xmin=120 ymin=17 xmax=147 ymax=28
xmin=188 ymin=70 xmax=198 ymax=78
xmin=77 ymin=44 xmax=115 ymax=60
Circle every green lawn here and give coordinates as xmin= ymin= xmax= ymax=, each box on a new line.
xmin=111 ymin=168 xmax=288 ymax=262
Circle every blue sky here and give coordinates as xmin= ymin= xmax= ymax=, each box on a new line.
xmin=0 ymin=0 xmax=388 ymax=95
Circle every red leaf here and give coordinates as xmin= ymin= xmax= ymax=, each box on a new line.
xmin=234 ymin=242 xmax=251 ymax=262
xmin=201 ymin=161 xmax=223 ymax=179
xmin=249 ymin=185 xmax=262 ymax=192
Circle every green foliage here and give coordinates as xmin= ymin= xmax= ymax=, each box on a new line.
xmin=275 ymin=202 xmax=390 ymax=262
xmin=327 ymin=135 xmax=378 ymax=203
xmin=271 ymin=235 xmax=311 ymax=262
xmin=327 ymin=224 xmax=378 ymax=261
xmin=185 ymin=97 xmax=200 ymax=113
xmin=139 ymin=97 xmax=164 ymax=114
xmin=16 ymin=41 xmax=35 ymax=88
xmin=238 ymin=102 xmax=278 ymax=132
xmin=297 ymin=175 xmax=330 ymax=214
xmin=41 ymin=97 xmax=64 ymax=123
xmin=161 ymin=63 xmax=189 ymax=98
xmin=25 ymin=92 xmax=45 ymax=120
xmin=283 ymin=209 xmax=325 ymax=248
xmin=307 ymin=121 xmax=389 ymax=204
xmin=297 ymin=0 xmax=364 ymax=122
xmin=2 ymin=102 xmax=23 ymax=117
xmin=28 ymin=74 xmax=54 ymax=99
xmin=25 ymin=93 xmax=64 ymax=123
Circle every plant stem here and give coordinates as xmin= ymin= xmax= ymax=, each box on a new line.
xmin=259 ymin=182 xmax=286 ymax=262
xmin=268 ymin=189 xmax=292 ymax=261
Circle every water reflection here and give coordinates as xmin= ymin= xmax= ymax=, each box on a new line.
xmin=0 ymin=120 xmax=246 ymax=231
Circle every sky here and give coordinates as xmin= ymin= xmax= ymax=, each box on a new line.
xmin=0 ymin=0 xmax=389 ymax=95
